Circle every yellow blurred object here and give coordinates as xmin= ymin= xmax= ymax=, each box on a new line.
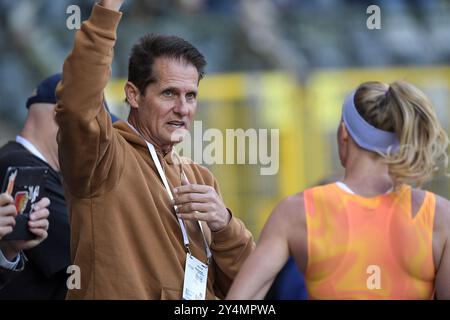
xmin=106 ymin=66 xmax=450 ymax=238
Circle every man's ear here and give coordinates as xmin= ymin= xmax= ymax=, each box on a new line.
xmin=340 ymin=122 xmax=349 ymax=141
xmin=124 ymin=82 xmax=141 ymax=109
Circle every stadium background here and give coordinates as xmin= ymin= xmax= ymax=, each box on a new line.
xmin=1 ymin=0 xmax=449 ymax=237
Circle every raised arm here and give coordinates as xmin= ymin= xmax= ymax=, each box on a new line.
xmin=55 ymin=1 xmax=123 ymax=197
xmin=226 ymin=193 xmax=305 ymax=300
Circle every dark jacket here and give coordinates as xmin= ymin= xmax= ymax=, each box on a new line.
xmin=0 ymin=252 xmax=26 ymax=291
xmin=0 ymin=141 xmax=71 ymax=299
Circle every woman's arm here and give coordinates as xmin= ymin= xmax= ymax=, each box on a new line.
xmin=226 ymin=194 xmax=305 ymax=299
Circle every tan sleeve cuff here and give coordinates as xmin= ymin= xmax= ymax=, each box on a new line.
xmin=90 ymin=3 xmax=123 ymax=31
xmin=211 ymin=209 xmax=243 ymax=245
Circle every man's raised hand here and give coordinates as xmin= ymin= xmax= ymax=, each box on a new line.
xmin=99 ymin=0 xmax=124 ymax=12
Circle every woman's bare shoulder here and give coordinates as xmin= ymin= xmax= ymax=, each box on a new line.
xmin=268 ymin=192 xmax=306 ymax=231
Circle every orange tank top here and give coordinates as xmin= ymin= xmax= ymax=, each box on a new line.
xmin=304 ymin=183 xmax=435 ymax=299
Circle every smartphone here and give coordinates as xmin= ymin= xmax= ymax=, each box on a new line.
xmin=1 ymin=166 xmax=49 ymax=241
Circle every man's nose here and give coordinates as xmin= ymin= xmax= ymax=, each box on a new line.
xmin=173 ymin=97 xmax=191 ymax=116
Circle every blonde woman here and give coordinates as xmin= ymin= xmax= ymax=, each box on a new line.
xmin=227 ymin=81 xmax=450 ymax=299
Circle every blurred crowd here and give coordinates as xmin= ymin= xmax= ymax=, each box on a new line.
xmin=1 ymin=0 xmax=450 ymax=127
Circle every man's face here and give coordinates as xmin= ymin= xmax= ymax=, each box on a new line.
xmin=135 ymin=56 xmax=199 ymax=151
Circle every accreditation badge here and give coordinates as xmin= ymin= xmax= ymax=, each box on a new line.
xmin=182 ymin=253 xmax=208 ymax=300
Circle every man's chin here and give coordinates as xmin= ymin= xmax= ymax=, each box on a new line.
xmin=169 ymin=127 xmax=189 ymax=144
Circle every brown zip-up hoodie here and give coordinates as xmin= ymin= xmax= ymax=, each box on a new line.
xmin=55 ymin=4 xmax=254 ymax=300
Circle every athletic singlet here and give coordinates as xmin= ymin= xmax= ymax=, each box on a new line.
xmin=304 ymin=183 xmax=435 ymax=299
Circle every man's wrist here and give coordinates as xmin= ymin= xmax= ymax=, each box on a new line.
xmin=0 ymin=243 xmax=19 ymax=261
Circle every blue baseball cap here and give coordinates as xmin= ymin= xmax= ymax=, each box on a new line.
xmin=26 ymin=73 xmax=120 ymax=123
xmin=26 ymin=73 xmax=62 ymax=109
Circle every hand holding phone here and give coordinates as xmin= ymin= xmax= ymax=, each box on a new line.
xmin=1 ymin=166 xmax=49 ymax=241
xmin=0 ymin=196 xmax=50 ymax=260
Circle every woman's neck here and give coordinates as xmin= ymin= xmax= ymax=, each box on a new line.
xmin=343 ymin=152 xmax=394 ymax=197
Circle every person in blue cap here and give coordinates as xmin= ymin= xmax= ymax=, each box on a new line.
xmin=0 ymin=74 xmax=71 ymax=299
xmin=0 ymin=73 xmax=120 ymax=299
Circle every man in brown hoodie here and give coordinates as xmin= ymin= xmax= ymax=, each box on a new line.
xmin=56 ymin=0 xmax=254 ymax=299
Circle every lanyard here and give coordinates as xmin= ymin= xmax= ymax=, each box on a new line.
xmin=127 ymin=123 xmax=212 ymax=264
xmin=173 ymin=152 xmax=213 ymax=264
